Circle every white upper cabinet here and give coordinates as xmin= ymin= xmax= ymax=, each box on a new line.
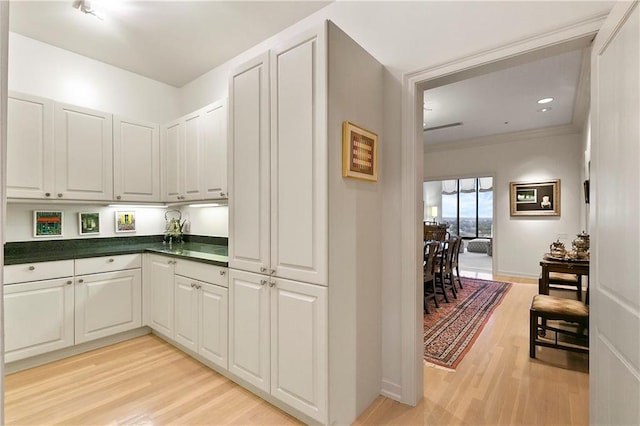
xmin=162 ymin=99 xmax=228 ymax=202
xmin=6 ymin=92 xmax=55 ymax=199
xmin=54 ymin=102 xmax=113 ymax=200
xmin=270 ymin=30 xmax=327 ymax=285
xmin=228 ymin=53 xmax=271 ymax=275
xmin=162 ymin=120 xmax=183 ymax=201
xmin=229 ymin=29 xmax=327 ymax=286
xmin=113 ymin=116 xmax=160 ymax=202
xmin=183 ymin=111 xmax=204 ymax=201
xmin=201 ymin=99 xmax=228 ymax=199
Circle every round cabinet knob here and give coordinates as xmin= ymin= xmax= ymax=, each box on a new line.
xmin=116 ymin=195 xmax=122 ymax=200
xmin=219 ymin=270 xmax=226 ymax=276
xmin=220 ymin=192 xmax=226 ymax=197
xmin=269 ymin=280 xmax=276 ymax=287
xmin=260 ymin=266 xmax=267 ymax=273
xmin=45 ymin=193 xmax=51 ymax=197
xmin=57 ymin=193 xmax=63 ymax=198
xmin=108 ymin=258 xmax=115 ymax=263
xmin=28 ymin=265 xmax=35 ymax=271
xmin=78 ymin=279 xmax=84 ymax=283
xmin=66 ymin=280 xmax=73 ymax=285
xmin=269 ymin=269 xmax=276 ymax=275
xmin=260 ymin=279 xmax=267 ymax=286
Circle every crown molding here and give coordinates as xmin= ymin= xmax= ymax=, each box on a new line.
xmin=425 ymin=123 xmax=580 ymax=153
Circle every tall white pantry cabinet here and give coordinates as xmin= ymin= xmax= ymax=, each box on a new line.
xmin=228 ymin=21 xmax=384 ymax=425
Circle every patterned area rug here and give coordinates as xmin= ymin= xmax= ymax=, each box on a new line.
xmin=424 ymin=277 xmax=511 ymax=370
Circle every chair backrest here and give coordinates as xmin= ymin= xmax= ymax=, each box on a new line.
xmin=442 ymin=236 xmax=458 ymax=274
xmin=424 ymin=241 xmax=439 ymax=282
xmin=424 ymin=223 xmax=448 ymax=241
xmin=451 ymin=236 xmax=462 ymax=268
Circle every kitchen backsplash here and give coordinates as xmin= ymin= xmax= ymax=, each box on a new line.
xmin=6 ymin=203 xmax=229 ymax=242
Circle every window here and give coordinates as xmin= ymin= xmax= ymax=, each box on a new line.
xmin=425 ymin=177 xmax=493 ymax=239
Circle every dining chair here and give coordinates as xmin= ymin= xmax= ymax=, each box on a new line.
xmin=435 ymin=236 xmax=458 ymax=302
xmin=450 ymin=236 xmax=463 ymax=290
xmin=423 ymin=241 xmax=440 ymax=313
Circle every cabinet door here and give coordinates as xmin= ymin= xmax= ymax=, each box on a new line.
xmin=4 ymin=277 xmax=74 ymax=362
xmin=270 ymin=278 xmax=327 ymax=422
xmin=162 ymin=120 xmax=183 ymax=201
xmin=270 ymin=30 xmax=327 ymax=286
xmin=228 ymin=53 xmax=271 ymax=274
xmin=6 ymin=92 xmax=55 ymax=199
xmin=199 ymin=282 xmax=228 ymax=369
xmin=228 ymin=269 xmax=270 ymax=392
xmin=183 ymin=112 xmax=203 ymax=201
xmin=143 ymin=254 xmax=175 ymax=338
xmin=201 ymin=99 xmax=228 ymax=199
xmin=75 ymin=269 xmax=142 ymax=344
xmin=174 ymin=275 xmax=198 ymax=352
xmin=113 ymin=116 xmax=160 ymax=202
xmin=54 ymin=103 xmax=113 ymax=200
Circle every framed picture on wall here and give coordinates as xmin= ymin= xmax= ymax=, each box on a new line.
xmin=115 ymin=211 xmax=136 ymax=233
xmin=33 ymin=211 xmax=63 ymax=237
xmin=342 ymin=121 xmax=378 ymax=182
xmin=79 ymin=212 xmax=100 ymax=235
xmin=510 ymin=179 xmax=560 ymax=216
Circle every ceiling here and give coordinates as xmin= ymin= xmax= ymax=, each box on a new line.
xmin=423 ymin=48 xmax=587 ymax=145
xmin=9 ymin=0 xmax=332 ymax=87
xmin=8 ymin=1 xmax=606 ymax=144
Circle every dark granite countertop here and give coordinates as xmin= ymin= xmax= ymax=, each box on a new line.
xmin=4 ymin=235 xmax=228 ymax=267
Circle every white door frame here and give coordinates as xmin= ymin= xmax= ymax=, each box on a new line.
xmin=399 ymin=15 xmax=608 ymax=405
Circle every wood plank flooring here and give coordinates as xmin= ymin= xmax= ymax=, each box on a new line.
xmin=354 ymin=273 xmax=589 ymax=425
xmin=5 ymin=273 xmax=588 ymax=425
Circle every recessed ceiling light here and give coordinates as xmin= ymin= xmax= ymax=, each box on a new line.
xmin=537 ymin=97 xmax=554 ymax=104
xmin=537 ymin=107 xmax=552 ymax=113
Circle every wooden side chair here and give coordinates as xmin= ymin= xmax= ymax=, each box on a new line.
xmin=529 ymin=293 xmax=589 ymax=358
xmin=423 ymin=241 xmax=440 ymax=313
xmin=450 ymin=236 xmax=463 ymax=290
xmin=435 ymin=237 xmax=458 ymax=302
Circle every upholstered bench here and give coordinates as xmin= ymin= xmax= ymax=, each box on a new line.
xmin=467 ymin=238 xmax=491 ymax=254
xmin=540 ymin=272 xmax=582 ymax=301
xmin=529 ymin=294 xmax=589 ymax=358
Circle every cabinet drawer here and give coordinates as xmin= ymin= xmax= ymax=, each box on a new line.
xmin=174 ymin=259 xmax=228 ymax=287
xmin=4 ymin=260 xmax=74 ymax=284
xmin=75 ymin=254 xmax=142 ymax=275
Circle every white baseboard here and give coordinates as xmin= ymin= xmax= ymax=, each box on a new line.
xmin=380 ymin=379 xmax=403 ymax=402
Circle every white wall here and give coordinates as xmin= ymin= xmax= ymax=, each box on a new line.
xmin=424 ymin=126 xmax=584 ymax=278
xmin=5 ymin=203 xmax=167 ymax=242
xmin=8 ymin=33 xmax=180 ymax=123
xmin=5 ymin=203 xmax=228 ymax=242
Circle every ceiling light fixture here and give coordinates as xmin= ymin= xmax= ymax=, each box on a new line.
xmin=537 ymin=107 xmax=552 ymax=113
xmin=72 ymin=0 xmax=104 ymax=20
xmin=537 ymin=97 xmax=554 ymax=104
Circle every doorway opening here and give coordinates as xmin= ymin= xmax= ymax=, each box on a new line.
xmin=405 ymin=30 xmax=599 ymax=406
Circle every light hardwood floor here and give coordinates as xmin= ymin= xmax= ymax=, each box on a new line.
xmin=5 ymin=273 xmax=588 ymax=425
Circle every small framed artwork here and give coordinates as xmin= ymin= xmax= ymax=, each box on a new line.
xmin=342 ymin=121 xmax=378 ymax=182
xmin=79 ymin=212 xmax=100 ymax=235
xmin=34 ymin=211 xmax=63 ymax=237
xmin=510 ymin=179 xmax=561 ymax=216
xmin=115 ymin=211 xmax=136 ymax=233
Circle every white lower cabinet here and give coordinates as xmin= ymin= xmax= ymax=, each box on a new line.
xmin=174 ymin=275 xmax=228 ymax=369
xmin=74 ymin=269 xmax=142 ymax=344
xmin=4 ymin=277 xmax=74 ymax=363
xmin=145 ymin=253 xmax=229 ymax=370
xmin=144 ymin=254 xmax=176 ymax=338
xmin=229 ymin=269 xmax=327 ymax=423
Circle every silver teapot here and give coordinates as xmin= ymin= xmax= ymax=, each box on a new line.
xmin=571 ymin=231 xmax=590 ymax=259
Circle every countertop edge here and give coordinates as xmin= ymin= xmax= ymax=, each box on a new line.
xmin=4 ymin=245 xmax=229 ymax=267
